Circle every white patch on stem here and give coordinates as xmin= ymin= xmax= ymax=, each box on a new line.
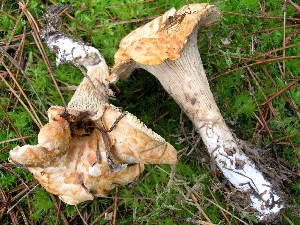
xmin=199 ymin=123 xmax=282 ymax=219
xmin=44 ymin=34 xmax=106 ymax=72
xmin=44 ymin=32 xmax=111 ymax=113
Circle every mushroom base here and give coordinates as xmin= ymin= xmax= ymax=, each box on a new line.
xmin=197 ymin=121 xmax=283 ymax=220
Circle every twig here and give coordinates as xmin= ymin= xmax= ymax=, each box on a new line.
xmin=0 ymin=145 xmax=10 ymax=153
xmin=14 ymin=25 xmax=26 ymax=63
xmin=207 ymin=188 xmax=231 ymax=225
xmin=186 ymin=135 xmax=202 ymax=156
xmin=0 ymin=10 xmax=23 ymax=64
xmin=95 ymin=110 xmax=128 ymax=171
xmin=211 ymin=55 xmax=300 ymax=80
xmin=106 ymin=0 xmax=157 ymax=8
xmin=16 ymin=205 xmax=30 ymax=225
xmin=2 ymin=62 xmax=43 ymax=127
xmin=195 ymin=193 xmax=249 ymax=225
xmin=253 ymin=113 xmax=265 ymax=134
xmin=282 ymin=1 xmax=287 ymax=77
xmin=288 ymin=0 xmax=300 ymax=13
xmin=90 ymin=204 xmax=114 ymax=225
xmin=140 ymin=198 xmax=155 ymax=217
xmin=241 ymin=24 xmax=300 ymax=36
xmin=0 ymin=103 xmax=26 ymax=145
xmin=223 ymin=11 xmax=300 ymax=22
xmin=274 ymin=132 xmax=300 ymax=142
xmin=94 ymin=15 xmax=160 ymax=28
xmin=47 ymin=0 xmax=93 ymax=33
xmin=0 ymin=46 xmax=47 ymax=113
xmin=246 ymin=67 xmax=273 ymax=138
xmin=75 ymin=205 xmax=88 ymax=225
xmin=49 ymin=194 xmax=69 ymax=225
xmin=251 ymin=64 xmax=297 ymax=147
xmin=283 ymin=214 xmax=296 ymax=225
xmin=19 ymin=2 xmax=66 ymax=106
xmin=184 ymin=184 xmax=248 ymax=225
xmin=284 ymin=29 xmax=299 ymax=45
xmin=0 ymin=164 xmax=30 ymax=192
xmin=128 ymin=165 xmax=158 ymax=189
xmin=0 ymin=73 xmax=42 ymax=127
xmin=0 ymin=9 xmax=17 ymax=21
xmin=150 ymin=111 xmax=169 ymax=124
xmin=190 ymin=193 xmax=212 ymax=223
xmin=8 ymin=180 xmax=38 ymax=194
xmin=0 ymin=136 xmax=33 ymax=145
xmin=260 ymin=65 xmax=299 ymax=113
xmin=112 ymin=187 xmax=119 ymax=225
xmin=211 ymin=42 xmax=300 ymax=81
xmin=263 ymin=78 xmax=300 ymax=104
xmin=7 ymin=183 xmax=39 ymax=213
xmin=0 ymin=188 xmax=19 ymax=225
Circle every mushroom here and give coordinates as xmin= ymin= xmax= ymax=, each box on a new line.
xmin=111 ymin=3 xmax=283 ymax=220
xmin=9 ymin=105 xmax=176 ymax=205
xmin=9 ymin=6 xmax=177 ymax=205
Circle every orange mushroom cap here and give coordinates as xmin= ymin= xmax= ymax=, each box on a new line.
xmin=112 ymin=3 xmax=221 ymax=80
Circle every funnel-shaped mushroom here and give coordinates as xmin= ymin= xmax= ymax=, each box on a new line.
xmin=111 ymin=3 xmax=283 ymax=220
xmin=9 ymin=6 xmax=177 ymax=205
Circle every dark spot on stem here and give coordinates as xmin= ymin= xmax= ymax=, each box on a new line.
xmin=224 ymin=147 xmax=236 ymax=156
xmin=52 ymin=45 xmax=59 ymax=54
xmin=191 ymin=97 xmax=196 ymax=105
xmin=235 ymin=158 xmax=245 ymax=170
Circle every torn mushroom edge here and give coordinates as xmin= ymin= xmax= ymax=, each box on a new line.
xmin=110 ymin=3 xmax=221 ymax=81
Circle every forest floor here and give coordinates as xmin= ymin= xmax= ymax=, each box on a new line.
xmin=0 ymin=0 xmax=299 ymax=224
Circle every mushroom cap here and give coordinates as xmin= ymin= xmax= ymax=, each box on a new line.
xmin=9 ymin=112 xmax=71 ymax=167
xmin=38 ymin=119 xmax=71 ymax=153
xmin=9 ymin=105 xmax=177 ymax=205
xmin=112 ymin=3 xmax=221 ymax=79
xmin=28 ymin=131 xmax=144 ymax=205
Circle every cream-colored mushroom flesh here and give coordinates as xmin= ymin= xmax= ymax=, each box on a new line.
xmin=9 ymin=105 xmax=177 ymax=205
xmin=111 ymin=3 xmax=283 ymax=220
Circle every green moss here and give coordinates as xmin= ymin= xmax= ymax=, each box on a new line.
xmin=30 ymin=187 xmax=55 ymax=221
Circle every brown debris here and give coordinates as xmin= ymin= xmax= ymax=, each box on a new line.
xmin=234 ymin=158 xmax=245 ymax=170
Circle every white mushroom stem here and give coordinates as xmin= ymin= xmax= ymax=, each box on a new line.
xmin=139 ymin=30 xmax=282 ymax=218
xmin=44 ymin=32 xmax=112 ymax=114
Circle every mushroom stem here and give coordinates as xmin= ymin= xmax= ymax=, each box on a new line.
xmin=142 ymin=31 xmax=222 ymax=128
xmin=43 ymin=31 xmax=112 ymax=114
xmin=42 ymin=5 xmax=112 ymax=114
xmin=139 ymin=30 xmax=282 ymax=218
xmin=141 ymin=30 xmax=233 ymax=152
xmin=112 ymin=3 xmax=283 ymax=219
